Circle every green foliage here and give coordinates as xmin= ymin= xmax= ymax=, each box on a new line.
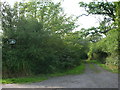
xmin=2 ymin=75 xmax=48 ymax=84
xmin=1 ymin=1 xmax=87 ymax=78
xmin=86 ymin=1 xmax=119 ymax=67
xmin=88 ymin=29 xmax=119 ymax=65
xmin=79 ymin=2 xmax=116 ymax=21
xmin=80 ymin=27 xmax=103 ymax=42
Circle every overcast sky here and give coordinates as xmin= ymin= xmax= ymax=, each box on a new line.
xmin=1 ymin=0 xmax=118 ymax=31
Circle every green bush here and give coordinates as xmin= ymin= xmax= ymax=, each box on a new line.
xmin=88 ymin=29 xmax=119 ymax=66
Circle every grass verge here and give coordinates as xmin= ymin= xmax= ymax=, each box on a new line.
xmin=85 ymin=60 xmax=118 ymax=73
xmin=2 ymin=63 xmax=85 ymax=84
xmin=98 ymin=64 xmax=118 ymax=73
xmin=89 ymin=64 xmax=101 ymax=73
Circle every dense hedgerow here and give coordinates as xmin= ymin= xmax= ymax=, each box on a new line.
xmin=2 ymin=2 xmax=88 ymax=78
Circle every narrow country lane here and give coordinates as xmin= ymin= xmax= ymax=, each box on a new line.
xmin=2 ymin=64 xmax=118 ymax=88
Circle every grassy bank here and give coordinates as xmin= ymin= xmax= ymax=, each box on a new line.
xmin=98 ymin=64 xmax=118 ymax=73
xmin=2 ymin=63 xmax=85 ymax=84
xmin=85 ymin=60 xmax=118 ymax=73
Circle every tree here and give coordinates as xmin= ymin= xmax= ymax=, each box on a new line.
xmin=1 ymin=1 xmax=82 ymax=78
xmin=79 ymin=1 xmax=116 ymax=21
xmin=79 ymin=1 xmax=116 ymax=35
xmin=79 ymin=27 xmax=103 ymax=43
xmin=87 ymin=1 xmax=119 ymax=67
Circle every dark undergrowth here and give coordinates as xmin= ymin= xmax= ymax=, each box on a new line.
xmin=2 ymin=63 xmax=85 ymax=84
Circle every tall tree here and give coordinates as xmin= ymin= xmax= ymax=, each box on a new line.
xmin=79 ymin=1 xmax=116 ymax=35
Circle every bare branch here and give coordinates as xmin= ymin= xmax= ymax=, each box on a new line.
xmin=78 ymin=14 xmax=89 ymax=17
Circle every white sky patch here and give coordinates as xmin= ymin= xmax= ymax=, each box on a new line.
xmin=1 ymin=0 xmax=118 ymax=31
xmin=59 ymin=0 xmax=102 ymax=29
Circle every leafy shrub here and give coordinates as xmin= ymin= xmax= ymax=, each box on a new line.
xmin=88 ymin=29 xmax=119 ymax=66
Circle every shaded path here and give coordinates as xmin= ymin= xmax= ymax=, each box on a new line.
xmin=2 ymin=64 xmax=118 ymax=88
